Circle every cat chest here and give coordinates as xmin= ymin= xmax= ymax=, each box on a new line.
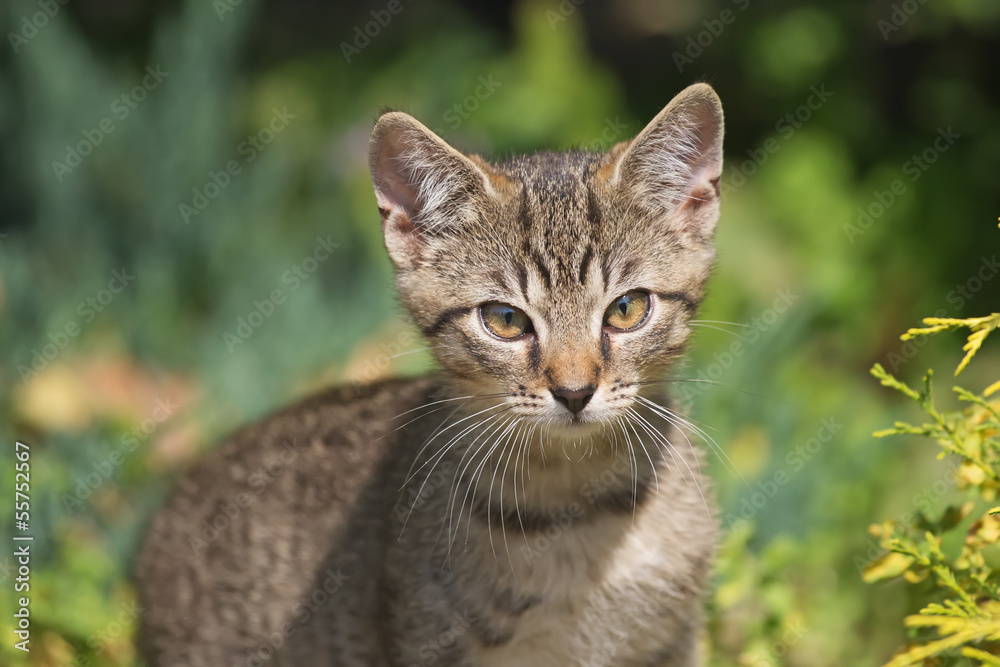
xmin=468 ymin=517 xmax=685 ymax=666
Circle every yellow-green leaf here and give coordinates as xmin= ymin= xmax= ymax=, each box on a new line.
xmin=962 ymin=646 xmax=1000 ymax=665
xmin=864 ymin=552 xmax=915 ymax=583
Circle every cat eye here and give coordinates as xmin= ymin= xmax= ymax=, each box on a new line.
xmin=480 ymin=303 xmax=534 ymax=339
xmin=603 ymin=291 xmax=651 ymax=331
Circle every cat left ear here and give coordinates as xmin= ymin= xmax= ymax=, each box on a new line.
xmin=369 ymin=111 xmax=495 ymax=269
xmin=610 ymin=83 xmax=724 ymax=236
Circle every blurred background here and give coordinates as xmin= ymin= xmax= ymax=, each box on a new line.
xmin=0 ymin=0 xmax=998 ymax=664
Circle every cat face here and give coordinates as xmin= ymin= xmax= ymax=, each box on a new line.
xmin=369 ymin=84 xmax=723 ymax=438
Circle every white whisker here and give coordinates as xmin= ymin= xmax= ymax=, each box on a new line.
xmin=628 ymin=406 xmax=712 ymax=520
xmin=637 ymin=395 xmax=746 ymax=487
xmin=690 ymin=319 xmax=753 ymax=329
xmin=688 ymin=322 xmax=748 ymax=339
xmin=402 ymin=402 xmax=507 ymax=487
xmin=447 ymin=412 xmax=516 ymax=556
xmin=399 ymin=404 xmax=508 ymax=536
xmin=443 ymin=410 xmax=513 ymax=556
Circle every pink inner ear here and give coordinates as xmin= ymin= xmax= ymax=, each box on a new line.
xmin=379 ymin=203 xmax=424 ymax=265
xmin=682 ymin=164 xmax=721 ymax=206
xmin=680 ymin=183 xmax=717 ymax=215
xmin=374 ymin=146 xmax=424 ymax=225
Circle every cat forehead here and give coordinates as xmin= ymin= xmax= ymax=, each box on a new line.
xmin=455 ymin=151 xmax=649 ymax=298
xmin=494 ymin=150 xmax=604 ymax=199
xmin=490 ymin=150 xmax=611 ymax=241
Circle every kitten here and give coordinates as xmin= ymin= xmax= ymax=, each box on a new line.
xmin=136 ymin=82 xmax=724 ymax=667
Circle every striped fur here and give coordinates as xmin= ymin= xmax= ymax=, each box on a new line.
xmin=137 ymin=83 xmax=725 ymax=666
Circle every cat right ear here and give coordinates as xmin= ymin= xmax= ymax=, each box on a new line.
xmin=369 ymin=112 xmax=495 ymax=269
xmin=608 ymin=83 xmax=724 ymax=238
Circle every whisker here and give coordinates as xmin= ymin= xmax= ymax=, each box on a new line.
xmin=628 ymin=406 xmax=713 ymax=519
xmin=637 ymin=395 xmax=747 ymax=489
xmin=398 ymin=405 xmax=507 ymax=536
xmin=691 ymin=319 xmax=754 ymax=329
xmin=383 ymin=345 xmax=446 ymax=361
xmin=498 ymin=420 xmax=528 ymax=573
xmin=460 ymin=415 xmax=519 ymax=553
xmin=632 ymin=399 xmax=703 ymax=482
xmin=390 ymin=392 xmax=507 ymax=422
xmin=627 ymin=408 xmax=680 ymax=471
xmin=440 ymin=409 xmax=511 ymax=543
xmin=436 ymin=410 xmax=512 ymax=565
xmin=515 ymin=421 xmax=539 ymax=548
xmin=635 ymin=378 xmax=771 ymax=401
xmin=391 ymin=402 xmax=458 ymax=438
xmin=446 ymin=412 xmax=515 ymax=556
xmin=400 ymin=404 xmax=465 ymax=481
xmin=402 ymin=411 xmax=497 ymax=538
xmin=491 ymin=416 xmax=523 ymax=570
xmin=402 ymin=401 xmax=508 ymax=487
xmin=688 ymin=322 xmax=748 ymax=339
xmin=633 ymin=390 xmax=719 ymax=434
xmin=617 ymin=415 xmax=639 ymax=523
xmin=623 ymin=410 xmax=659 ymax=496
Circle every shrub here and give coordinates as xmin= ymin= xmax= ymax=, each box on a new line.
xmin=865 ymin=314 xmax=1000 ymax=665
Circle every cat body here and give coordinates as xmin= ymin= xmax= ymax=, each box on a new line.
xmin=137 ymin=83 xmax=725 ymax=666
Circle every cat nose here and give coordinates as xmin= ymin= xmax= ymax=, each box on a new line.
xmin=551 ymin=386 xmax=596 ymax=415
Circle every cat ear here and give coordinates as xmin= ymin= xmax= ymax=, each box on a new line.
xmin=369 ymin=112 xmax=495 ymax=268
xmin=610 ymin=83 xmax=724 ymax=236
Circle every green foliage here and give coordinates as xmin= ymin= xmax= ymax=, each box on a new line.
xmin=866 ymin=315 xmax=1000 ymax=665
xmin=1 ymin=0 xmax=998 ymax=665
xmin=708 ymin=523 xmax=810 ymax=666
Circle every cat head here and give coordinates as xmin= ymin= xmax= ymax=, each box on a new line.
xmin=368 ymin=83 xmax=723 ymax=438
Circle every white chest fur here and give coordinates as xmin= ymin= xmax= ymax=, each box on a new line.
xmin=469 ymin=493 xmax=706 ymax=667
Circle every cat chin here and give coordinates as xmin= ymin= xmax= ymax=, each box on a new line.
xmin=536 ymin=416 xmax=608 ymax=442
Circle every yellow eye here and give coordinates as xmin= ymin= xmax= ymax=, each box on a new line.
xmin=481 ymin=303 xmax=533 ymax=339
xmin=603 ymin=291 xmax=651 ymax=330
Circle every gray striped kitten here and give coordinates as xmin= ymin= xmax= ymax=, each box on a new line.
xmin=137 ymin=83 xmax=724 ymax=667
